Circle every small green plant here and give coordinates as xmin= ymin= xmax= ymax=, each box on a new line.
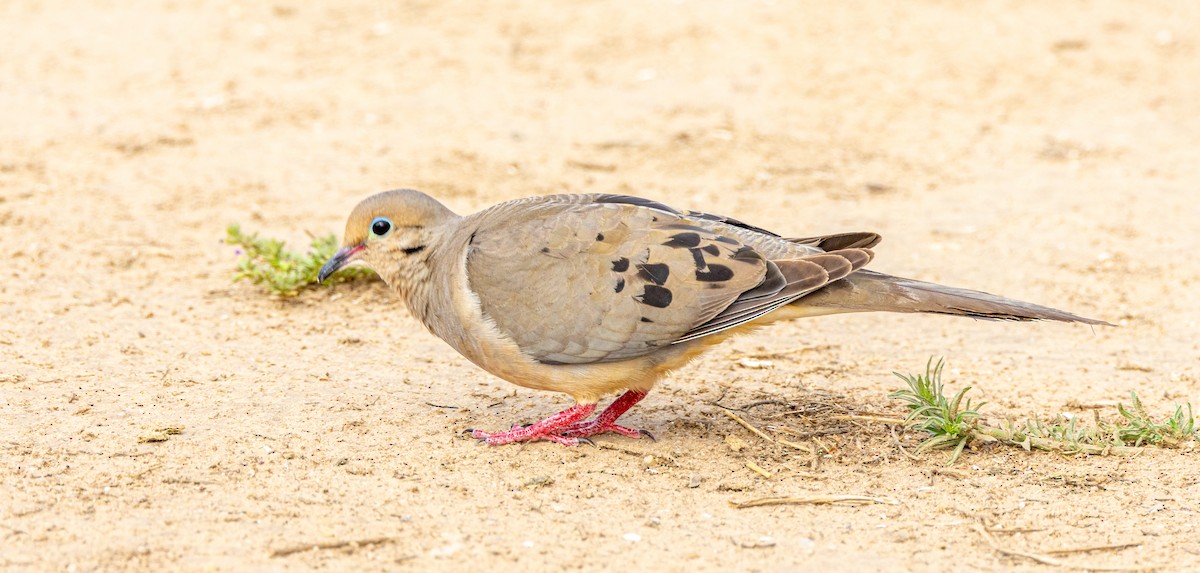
xmin=225 ymin=223 xmax=376 ymax=297
xmin=1114 ymin=392 xmax=1196 ymax=447
xmin=890 ymin=359 xmax=1197 ymax=465
xmin=890 ymin=358 xmax=985 ymax=465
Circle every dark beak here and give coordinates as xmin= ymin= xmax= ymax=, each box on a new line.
xmin=318 ymin=244 xmax=364 ymax=284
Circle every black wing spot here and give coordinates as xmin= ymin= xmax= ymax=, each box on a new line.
xmin=637 ymin=285 xmax=673 ymax=308
xmin=611 ymin=257 xmax=630 ymax=272
xmin=663 ymin=232 xmax=702 ymax=249
xmin=713 ymin=236 xmax=739 ymax=245
xmin=689 ymin=248 xmax=707 ymax=269
xmin=696 ymin=264 xmax=734 ymax=282
xmin=640 ymin=317 xmax=654 ymax=323
xmin=541 ymin=247 xmax=550 ymax=254
xmin=596 ymin=233 xmax=605 ymax=241
xmin=614 ymin=278 xmax=625 ymax=293
xmin=701 ymin=244 xmax=720 ymax=255
xmin=636 ymin=262 xmax=670 ymax=285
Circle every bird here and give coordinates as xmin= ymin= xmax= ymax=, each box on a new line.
xmin=318 ymin=189 xmax=1108 ymax=446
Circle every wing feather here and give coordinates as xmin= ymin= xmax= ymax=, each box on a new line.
xmin=466 ymin=198 xmax=768 ymax=364
xmin=464 ymin=195 xmax=876 ymax=363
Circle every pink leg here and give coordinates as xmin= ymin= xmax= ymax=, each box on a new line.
xmin=470 ymin=403 xmax=597 ymax=446
xmin=560 ymin=390 xmax=652 ymax=440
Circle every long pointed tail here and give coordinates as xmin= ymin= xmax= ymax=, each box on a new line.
xmin=794 ymin=270 xmax=1112 ymax=326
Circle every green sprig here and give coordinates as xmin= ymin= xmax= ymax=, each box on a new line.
xmin=225 ymin=223 xmax=376 ymax=297
xmin=889 ymin=358 xmax=1196 ymax=465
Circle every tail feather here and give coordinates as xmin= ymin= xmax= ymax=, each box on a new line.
xmin=794 ymin=270 xmax=1112 ymax=326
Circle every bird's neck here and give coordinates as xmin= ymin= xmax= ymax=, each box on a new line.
xmin=387 ymin=226 xmax=468 ymax=348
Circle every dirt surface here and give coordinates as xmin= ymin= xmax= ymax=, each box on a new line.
xmin=3 ymin=1 xmax=1199 ymax=571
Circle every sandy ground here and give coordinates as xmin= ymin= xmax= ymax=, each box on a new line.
xmin=3 ymin=1 xmax=1199 ymax=570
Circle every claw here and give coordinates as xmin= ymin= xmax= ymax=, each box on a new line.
xmin=638 ymin=429 xmax=658 ymax=442
xmin=467 ymin=428 xmax=491 ymax=444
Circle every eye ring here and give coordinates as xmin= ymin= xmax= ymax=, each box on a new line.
xmin=370 ymin=217 xmax=393 ymax=237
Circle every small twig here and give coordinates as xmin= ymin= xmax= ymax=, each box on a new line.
xmin=743 ymin=399 xmax=786 ymax=409
xmin=1043 ymin=542 xmax=1142 ymax=556
xmin=767 ymin=403 xmax=840 ymax=418
xmin=971 ymin=523 xmax=1156 ymax=571
xmin=745 ymin=461 xmax=773 ymax=479
xmin=596 ymin=442 xmax=653 ymax=457
xmin=732 ymin=495 xmax=899 ymax=509
xmin=270 ymin=536 xmax=394 ymax=558
xmin=971 ymin=523 xmax=1063 ymax=567
xmin=768 ymin=426 xmax=851 ymax=440
xmin=721 ymin=409 xmax=775 ymax=444
xmin=1066 ymin=400 xmax=1121 ymax=410
xmin=425 ymin=402 xmax=459 ymax=409
xmin=596 ymin=442 xmax=675 ymax=465
xmin=705 ymin=386 xmax=732 ymax=409
xmin=986 ymin=527 xmax=1046 ymax=534
xmin=833 ymin=414 xmax=907 ymax=424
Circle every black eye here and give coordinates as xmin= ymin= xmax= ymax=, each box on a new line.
xmin=370 ymin=217 xmax=393 ymax=237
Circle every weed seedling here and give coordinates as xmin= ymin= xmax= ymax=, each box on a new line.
xmin=890 ymin=358 xmax=1197 ymax=465
xmin=890 ymin=358 xmax=985 ymax=465
xmin=1114 ymin=392 xmax=1196 ymax=447
xmin=225 ymin=224 xmax=376 ymax=297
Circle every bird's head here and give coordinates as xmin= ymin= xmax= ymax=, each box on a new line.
xmin=318 ymin=189 xmax=458 ymax=286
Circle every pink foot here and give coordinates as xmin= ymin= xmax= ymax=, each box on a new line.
xmin=469 ymin=403 xmax=597 ymax=446
xmin=560 ymin=391 xmax=653 ymax=440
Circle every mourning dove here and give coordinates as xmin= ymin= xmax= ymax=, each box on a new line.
xmin=318 ymin=190 xmax=1107 ymax=446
